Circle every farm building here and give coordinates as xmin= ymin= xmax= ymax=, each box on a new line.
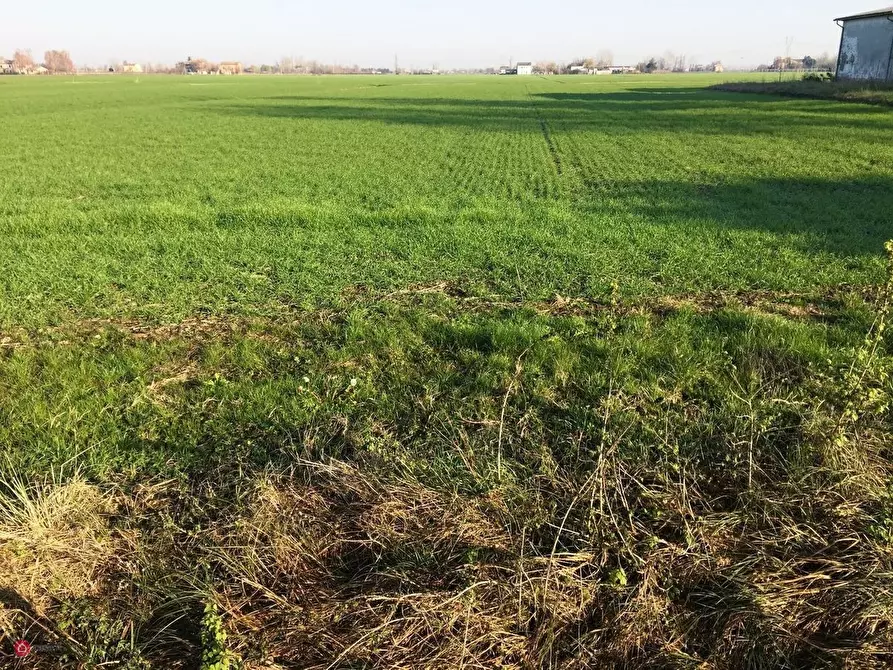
xmin=180 ymin=57 xmax=205 ymax=74
xmin=835 ymin=6 xmax=893 ymax=80
xmin=218 ymin=61 xmax=243 ymax=75
xmin=0 ymin=59 xmax=12 ymax=74
xmin=121 ymin=62 xmax=142 ymax=73
xmin=516 ymin=62 xmax=533 ymax=75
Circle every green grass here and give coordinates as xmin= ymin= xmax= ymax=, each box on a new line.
xmin=714 ymin=77 xmax=893 ymax=107
xmin=1 ymin=73 xmax=892 ymax=668
xmin=1 ymin=73 xmax=891 ymax=326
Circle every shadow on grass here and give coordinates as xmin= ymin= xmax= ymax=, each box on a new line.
xmin=206 ymin=88 xmax=893 ymax=135
xmin=203 ymin=174 xmax=893 ymax=258
xmin=574 ymin=176 xmax=893 ymax=258
xmin=712 ymin=80 xmax=893 ymax=107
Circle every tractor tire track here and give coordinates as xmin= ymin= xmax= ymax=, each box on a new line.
xmin=526 ymin=86 xmax=562 ymax=176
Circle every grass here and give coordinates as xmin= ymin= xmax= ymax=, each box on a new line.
xmin=1 ymin=73 xmax=891 ymax=326
xmin=713 ymin=77 xmax=893 ymax=107
xmin=0 ymin=73 xmax=892 ymax=668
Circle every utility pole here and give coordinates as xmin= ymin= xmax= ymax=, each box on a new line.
xmin=394 ymin=54 xmax=399 ymax=75
xmin=781 ymin=36 xmax=794 ymax=81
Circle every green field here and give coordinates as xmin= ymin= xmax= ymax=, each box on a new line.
xmin=1 ymin=73 xmax=892 ymax=668
xmin=2 ymin=73 xmax=891 ymax=326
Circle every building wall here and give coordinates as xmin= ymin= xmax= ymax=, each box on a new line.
xmin=837 ymin=15 xmax=893 ymax=81
xmin=517 ymin=64 xmax=533 ymax=75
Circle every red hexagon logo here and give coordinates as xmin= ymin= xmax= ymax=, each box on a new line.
xmin=13 ymin=639 xmax=31 ymax=657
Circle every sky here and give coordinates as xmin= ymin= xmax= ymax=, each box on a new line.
xmin=0 ymin=1 xmax=878 ymax=69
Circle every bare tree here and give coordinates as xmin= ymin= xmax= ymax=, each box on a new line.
xmin=192 ymin=58 xmax=212 ymax=74
xmin=815 ymin=52 xmax=836 ymax=70
xmin=595 ymin=49 xmax=614 ymax=68
xmin=12 ymin=49 xmax=34 ymax=74
xmin=44 ymin=50 xmax=75 ymax=74
xmin=279 ymin=56 xmax=294 ymax=74
xmin=582 ymin=57 xmax=596 ymax=71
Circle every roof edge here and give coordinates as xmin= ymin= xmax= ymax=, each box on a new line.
xmin=834 ymin=6 xmax=893 ymax=21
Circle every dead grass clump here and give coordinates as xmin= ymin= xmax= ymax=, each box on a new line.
xmin=0 ymin=475 xmax=116 ymax=616
xmin=195 ymin=461 xmax=531 ymax=667
xmin=1 ymin=443 xmax=892 ymax=668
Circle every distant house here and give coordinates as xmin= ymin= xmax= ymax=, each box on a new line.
xmin=121 ymin=62 xmax=142 ymax=73
xmin=33 ymin=65 xmax=49 ymax=75
xmin=688 ymin=62 xmax=724 ymax=73
xmin=181 ymin=57 xmax=203 ymax=74
xmin=0 ymin=59 xmax=12 ymax=74
xmin=516 ymin=61 xmax=533 ymax=75
xmin=772 ymin=56 xmax=805 ymax=70
xmin=835 ymin=6 xmax=893 ymax=81
xmin=218 ymin=61 xmax=243 ymax=75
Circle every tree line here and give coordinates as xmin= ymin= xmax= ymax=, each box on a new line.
xmin=3 ymin=49 xmax=75 ymax=74
xmin=757 ymin=53 xmax=836 ymax=71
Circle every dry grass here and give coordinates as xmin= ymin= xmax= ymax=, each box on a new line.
xmin=0 ymin=286 xmax=858 ymax=355
xmin=0 ymin=476 xmax=116 ymax=615
xmin=0 ymin=444 xmax=892 ymax=667
xmin=1 ymin=262 xmax=891 ymax=667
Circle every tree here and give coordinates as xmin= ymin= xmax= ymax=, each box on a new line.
xmin=815 ymin=52 xmax=835 ymax=70
xmin=582 ymin=57 xmax=596 ymax=70
xmin=638 ymin=58 xmax=658 ymax=74
xmin=534 ymin=61 xmax=558 ymax=75
xmin=279 ymin=56 xmax=294 ymax=74
xmin=44 ymin=50 xmax=75 ymax=74
xmin=12 ymin=49 xmax=34 ymax=74
xmin=803 ymin=55 xmax=817 ymax=69
xmin=595 ymin=49 xmax=614 ymax=68
xmin=192 ymin=58 xmax=211 ymax=74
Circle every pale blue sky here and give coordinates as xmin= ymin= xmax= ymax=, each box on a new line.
xmin=0 ymin=1 xmax=878 ymax=69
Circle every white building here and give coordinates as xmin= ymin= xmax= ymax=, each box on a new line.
xmin=516 ymin=62 xmax=533 ymax=75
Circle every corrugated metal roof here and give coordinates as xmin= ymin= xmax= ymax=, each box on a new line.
xmin=835 ymin=6 xmax=893 ymax=21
